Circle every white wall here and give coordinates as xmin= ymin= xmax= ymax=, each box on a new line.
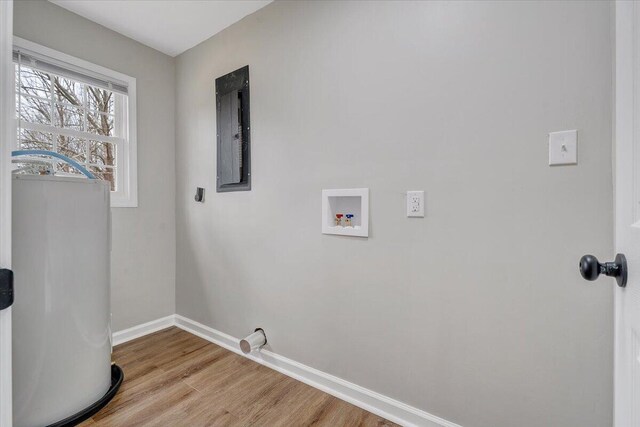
xmin=14 ymin=0 xmax=177 ymax=331
xmin=175 ymin=2 xmax=613 ymax=426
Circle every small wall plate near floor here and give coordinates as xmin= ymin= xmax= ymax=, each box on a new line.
xmin=322 ymin=188 xmax=369 ymax=237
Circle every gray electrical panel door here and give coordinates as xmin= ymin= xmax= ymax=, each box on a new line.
xmin=219 ymin=91 xmax=242 ymax=185
xmin=216 ymin=66 xmax=250 ymax=192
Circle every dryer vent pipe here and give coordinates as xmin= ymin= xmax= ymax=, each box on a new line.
xmin=240 ymin=328 xmax=267 ymax=354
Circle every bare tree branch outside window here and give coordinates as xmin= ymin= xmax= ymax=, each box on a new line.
xmin=16 ymin=64 xmax=119 ymax=190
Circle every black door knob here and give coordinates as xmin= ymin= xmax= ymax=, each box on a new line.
xmin=579 ymin=253 xmax=627 ymax=287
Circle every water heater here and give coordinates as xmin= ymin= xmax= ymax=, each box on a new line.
xmin=12 ymin=174 xmax=121 ymax=427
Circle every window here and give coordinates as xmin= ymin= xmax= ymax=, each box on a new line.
xmin=13 ymin=37 xmax=137 ymax=207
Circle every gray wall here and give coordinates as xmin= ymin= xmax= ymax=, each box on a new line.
xmin=14 ymin=0 xmax=176 ymax=331
xmin=175 ymin=1 xmax=614 ymax=426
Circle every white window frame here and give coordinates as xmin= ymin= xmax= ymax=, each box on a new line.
xmin=13 ymin=37 xmax=138 ymax=207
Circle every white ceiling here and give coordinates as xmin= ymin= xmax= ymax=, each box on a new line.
xmin=49 ymin=0 xmax=272 ymax=57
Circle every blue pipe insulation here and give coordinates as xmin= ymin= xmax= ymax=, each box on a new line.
xmin=12 ymin=150 xmax=96 ymax=179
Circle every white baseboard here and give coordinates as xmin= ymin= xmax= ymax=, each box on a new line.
xmin=174 ymin=314 xmax=462 ymax=427
xmin=113 ymin=314 xmax=460 ymax=427
xmin=112 ymin=315 xmax=175 ymax=346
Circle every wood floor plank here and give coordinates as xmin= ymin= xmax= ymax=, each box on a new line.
xmin=158 ymin=342 xmax=229 ymax=378
xmin=146 ymin=388 xmax=245 ymax=427
xmin=218 ymin=369 xmax=298 ymax=421
xmin=182 ymin=350 xmax=257 ymax=393
xmin=85 ymin=328 xmax=400 ymax=426
xmin=243 ymin=380 xmax=331 ymax=426
xmin=113 ymin=327 xmax=182 ymax=357
xmin=93 ymin=377 xmax=197 ymax=426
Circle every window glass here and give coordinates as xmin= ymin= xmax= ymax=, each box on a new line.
xmin=15 ymin=63 xmax=123 ymax=193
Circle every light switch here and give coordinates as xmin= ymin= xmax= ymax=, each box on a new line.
xmin=549 ymin=130 xmax=577 ymax=166
xmin=407 ymin=191 xmax=424 ymax=217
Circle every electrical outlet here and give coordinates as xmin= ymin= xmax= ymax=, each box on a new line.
xmin=407 ymin=191 xmax=424 ymax=217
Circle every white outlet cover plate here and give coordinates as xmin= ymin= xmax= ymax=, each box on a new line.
xmin=407 ymin=191 xmax=425 ymax=217
xmin=549 ymin=130 xmax=577 ymax=166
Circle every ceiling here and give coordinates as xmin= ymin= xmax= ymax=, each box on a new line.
xmin=49 ymin=0 xmax=272 ymax=57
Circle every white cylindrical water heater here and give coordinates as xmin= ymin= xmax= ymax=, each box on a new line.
xmin=12 ymin=175 xmax=121 ymax=427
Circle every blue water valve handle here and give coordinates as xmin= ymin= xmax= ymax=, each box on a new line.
xmin=345 ymin=214 xmax=354 ymax=219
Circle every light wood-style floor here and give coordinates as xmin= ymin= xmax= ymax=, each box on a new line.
xmin=79 ymin=327 xmax=399 ymax=426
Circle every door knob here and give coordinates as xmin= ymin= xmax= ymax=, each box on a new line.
xmin=0 ymin=269 xmax=13 ymax=310
xmin=579 ymin=254 xmax=627 ymax=287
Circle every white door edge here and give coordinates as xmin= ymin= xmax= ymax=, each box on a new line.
xmin=0 ymin=1 xmax=13 ymax=426
xmin=615 ymin=2 xmax=640 ymax=427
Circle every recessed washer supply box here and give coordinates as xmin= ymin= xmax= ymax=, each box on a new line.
xmin=322 ymin=188 xmax=369 ymax=237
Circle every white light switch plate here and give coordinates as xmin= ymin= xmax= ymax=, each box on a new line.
xmin=549 ymin=130 xmax=577 ymax=166
xmin=407 ymin=191 xmax=424 ymax=217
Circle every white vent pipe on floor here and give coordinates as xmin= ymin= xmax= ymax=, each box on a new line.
xmin=240 ymin=328 xmax=267 ymax=354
